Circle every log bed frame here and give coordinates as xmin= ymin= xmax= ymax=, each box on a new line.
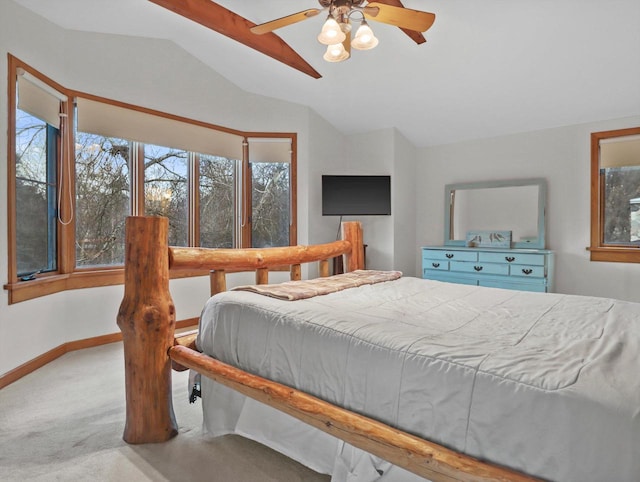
xmin=117 ymin=216 xmax=538 ymax=482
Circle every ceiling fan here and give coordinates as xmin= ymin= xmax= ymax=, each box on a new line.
xmin=148 ymin=0 xmax=435 ymax=79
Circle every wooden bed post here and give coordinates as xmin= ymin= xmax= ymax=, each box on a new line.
xmin=210 ymin=269 xmax=227 ymax=296
xmin=117 ymin=216 xmax=178 ymax=444
xmin=342 ymin=221 xmax=365 ymax=271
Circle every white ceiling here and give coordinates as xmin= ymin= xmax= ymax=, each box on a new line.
xmin=13 ymin=0 xmax=640 ymax=147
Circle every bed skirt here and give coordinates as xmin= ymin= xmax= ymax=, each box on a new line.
xmin=201 ymin=378 xmax=427 ymax=482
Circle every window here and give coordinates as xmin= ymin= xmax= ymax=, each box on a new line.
xmin=75 ymin=133 xmax=131 ymax=267
xmin=590 ymin=127 xmax=640 ymax=263
xmin=199 ymin=154 xmax=236 ymax=248
xmin=248 ymin=138 xmax=293 ymax=248
xmin=6 ymin=56 xmax=297 ymax=303
xmin=15 ymin=110 xmax=58 ymax=276
xmin=12 ymin=64 xmax=68 ymax=281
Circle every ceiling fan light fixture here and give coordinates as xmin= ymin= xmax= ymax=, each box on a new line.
xmin=323 ymin=42 xmax=350 ymax=62
xmin=317 ymin=16 xmax=346 ymax=45
xmin=351 ymin=20 xmax=379 ymax=50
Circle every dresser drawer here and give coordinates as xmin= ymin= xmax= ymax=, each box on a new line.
xmin=479 ymin=251 xmax=546 ymax=266
xmin=423 ymin=249 xmax=477 ymax=262
xmin=450 ymin=261 xmax=509 ymax=276
xmin=424 ymin=260 xmax=449 ymax=271
xmin=509 ymin=265 xmax=545 ymax=278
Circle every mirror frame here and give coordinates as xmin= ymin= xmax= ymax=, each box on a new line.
xmin=444 ymin=178 xmax=547 ymax=249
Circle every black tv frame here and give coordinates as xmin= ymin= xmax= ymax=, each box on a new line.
xmin=322 ymin=175 xmax=391 ymax=216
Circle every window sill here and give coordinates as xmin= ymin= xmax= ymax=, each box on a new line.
xmin=4 ymin=264 xmax=292 ymax=304
xmin=588 ymin=246 xmax=640 ymax=263
xmin=3 ymin=267 xmax=212 ymax=304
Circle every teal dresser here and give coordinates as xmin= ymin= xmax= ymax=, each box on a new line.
xmin=422 ymin=246 xmax=554 ymax=293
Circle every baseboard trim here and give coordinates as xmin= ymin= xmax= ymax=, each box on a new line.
xmin=0 ymin=317 xmax=199 ymax=389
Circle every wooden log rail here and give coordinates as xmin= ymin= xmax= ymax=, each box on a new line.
xmin=168 ymin=222 xmax=363 ymax=295
xmin=117 ymin=216 xmax=538 ymax=481
xmin=169 ymin=239 xmax=353 ymax=271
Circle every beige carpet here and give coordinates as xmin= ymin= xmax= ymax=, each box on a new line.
xmin=0 ymin=342 xmax=330 ymax=481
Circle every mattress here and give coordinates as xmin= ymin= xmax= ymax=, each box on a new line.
xmin=196 ymin=276 xmax=640 ymax=482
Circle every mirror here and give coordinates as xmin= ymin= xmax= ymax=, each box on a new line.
xmin=444 ymin=178 xmax=547 ymax=249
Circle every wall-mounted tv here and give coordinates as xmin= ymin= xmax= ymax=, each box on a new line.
xmin=322 ymin=175 xmax=391 ymax=216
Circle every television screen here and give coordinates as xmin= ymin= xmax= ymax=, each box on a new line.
xmin=322 ymin=175 xmax=391 ymax=216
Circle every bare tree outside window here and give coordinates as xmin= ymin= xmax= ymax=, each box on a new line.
xmin=603 ymin=166 xmax=640 ymax=245
xmin=75 ymin=133 xmax=130 ymax=267
xmin=199 ymin=154 xmax=235 ymax=248
xmin=144 ymin=144 xmax=188 ymax=246
xmin=252 ymin=162 xmax=290 ymax=248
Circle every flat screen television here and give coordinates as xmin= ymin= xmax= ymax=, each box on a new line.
xmin=322 ymin=175 xmax=391 ymax=216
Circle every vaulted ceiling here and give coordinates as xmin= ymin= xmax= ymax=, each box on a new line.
xmin=12 ymin=0 xmax=640 ymax=147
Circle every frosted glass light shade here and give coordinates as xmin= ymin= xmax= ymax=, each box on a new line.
xmin=351 ymin=22 xmax=379 ymax=50
xmin=323 ymin=43 xmax=350 ymax=62
xmin=317 ymin=17 xmax=346 ymax=45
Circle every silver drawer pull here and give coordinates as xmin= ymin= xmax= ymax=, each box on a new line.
xmin=522 ymin=268 xmax=533 ymax=275
xmin=474 ymin=265 xmax=483 ymax=272
xmin=505 ymin=256 xmax=515 ymax=262
xmin=445 ymin=253 xmax=454 ymax=259
xmin=432 ymin=262 xmax=440 ymax=268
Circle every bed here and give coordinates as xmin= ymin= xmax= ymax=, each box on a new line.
xmin=117 ymin=216 xmax=640 ymax=482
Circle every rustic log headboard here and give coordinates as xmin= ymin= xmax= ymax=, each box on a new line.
xmin=116 ymin=215 xmax=537 ymax=482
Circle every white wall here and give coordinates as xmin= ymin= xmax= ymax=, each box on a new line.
xmin=306 ymin=110 xmax=349 ymax=250
xmin=343 ymin=129 xmax=395 ymax=270
xmin=417 ymin=116 xmax=640 ymax=302
xmin=304 ymin=121 xmax=419 ymax=275
xmin=392 ymin=130 xmax=418 ymax=276
xmin=307 ymin=126 xmax=400 ymax=272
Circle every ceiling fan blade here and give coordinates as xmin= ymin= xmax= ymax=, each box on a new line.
xmin=251 ymin=9 xmax=322 ymax=35
xmin=366 ymin=0 xmax=426 ymax=44
xmin=364 ymin=2 xmax=435 ymax=33
xmin=148 ymin=0 xmax=321 ymax=79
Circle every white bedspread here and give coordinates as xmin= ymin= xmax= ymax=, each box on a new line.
xmin=197 ymin=276 xmax=640 ymax=482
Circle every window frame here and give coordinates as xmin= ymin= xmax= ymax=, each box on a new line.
xmin=589 ymin=126 xmax=640 ymax=263
xmin=5 ymin=56 xmax=298 ymax=303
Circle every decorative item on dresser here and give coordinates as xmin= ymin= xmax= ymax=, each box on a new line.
xmin=422 ymin=246 xmax=554 ymax=292
xmin=423 ymin=178 xmax=554 ymax=292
